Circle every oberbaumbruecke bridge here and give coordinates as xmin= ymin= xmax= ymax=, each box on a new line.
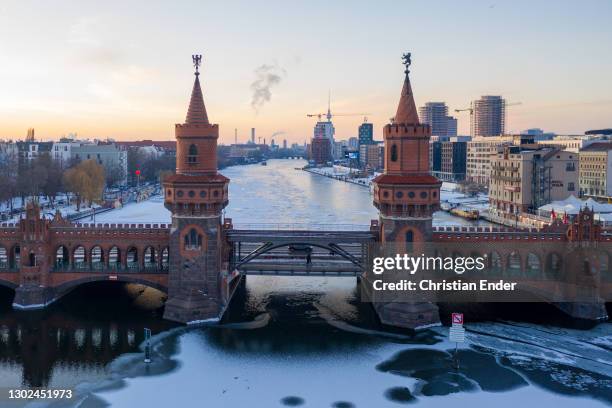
xmin=0 ymin=54 xmax=609 ymax=329
xmin=0 ymin=204 xmax=609 ymax=329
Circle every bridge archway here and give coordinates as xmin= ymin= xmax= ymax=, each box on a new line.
xmin=161 ymin=247 xmax=169 ymax=270
xmin=0 ymin=278 xmax=17 ymax=291
xmin=10 ymin=244 xmax=20 ymax=268
xmin=488 ymin=251 xmax=503 ymax=275
xmin=91 ymin=246 xmax=104 ymax=268
xmin=144 ymin=247 xmax=157 ymax=268
xmin=525 ymin=253 xmax=542 ymax=277
xmin=73 ymin=246 xmax=87 ymax=268
xmin=0 ymin=246 xmax=7 ymax=268
xmin=507 ymin=252 xmax=522 ymax=276
xmin=109 ymin=246 xmax=121 ymax=268
xmin=126 ymin=247 xmax=138 ymax=269
xmin=53 ymin=276 xmax=168 ymax=303
xmin=56 ymin=245 xmax=69 ymax=268
xmin=545 ymin=252 xmax=563 ymax=279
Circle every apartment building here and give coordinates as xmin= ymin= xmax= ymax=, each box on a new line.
xmin=489 ymin=145 xmax=578 ymax=216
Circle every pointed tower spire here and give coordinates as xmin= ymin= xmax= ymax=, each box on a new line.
xmin=393 ymin=52 xmax=420 ymax=125
xmin=185 ymin=54 xmax=209 ymax=124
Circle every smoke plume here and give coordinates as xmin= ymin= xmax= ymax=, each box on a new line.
xmin=250 ymin=64 xmax=285 ymax=112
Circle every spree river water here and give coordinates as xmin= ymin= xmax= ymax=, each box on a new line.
xmin=0 ymin=159 xmax=610 ymax=407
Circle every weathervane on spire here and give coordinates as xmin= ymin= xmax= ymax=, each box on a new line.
xmin=192 ymin=54 xmax=202 ymax=76
xmin=402 ymin=52 xmax=412 ymax=75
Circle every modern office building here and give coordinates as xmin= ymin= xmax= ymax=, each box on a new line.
xmin=579 ymin=142 xmax=612 ymax=199
xmin=430 ymin=138 xmax=467 ymax=182
xmin=359 ymin=143 xmax=384 ymax=170
xmin=471 ymin=95 xmax=505 ymax=137
xmin=358 ymin=122 xmax=374 ymax=146
xmin=446 ymin=116 xmax=458 ymax=137
xmin=419 ymin=102 xmax=457 ymax=137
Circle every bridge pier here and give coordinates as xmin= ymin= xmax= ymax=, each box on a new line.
xmin=12 ymin=285 xmax=57 ymax=310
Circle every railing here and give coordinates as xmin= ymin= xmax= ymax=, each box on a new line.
xmin=0 ymin=262 xmax=18 ymax=272
xmin=52 ymin=263 xmax=169 ymax=274
xmin=229 ymin=223 xmax=372 ymax=232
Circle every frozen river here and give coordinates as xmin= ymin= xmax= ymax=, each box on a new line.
xmin=92 ymin=159 xmax=492 ymax=228
xmin=0 ymin=159 xmax=610 ymax=407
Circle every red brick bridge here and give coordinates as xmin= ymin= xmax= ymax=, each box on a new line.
xmin=0 ymin=54 xmax=608 ymax=329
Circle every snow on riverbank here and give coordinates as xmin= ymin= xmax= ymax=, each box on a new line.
xmin=91 ymin=195 xmax=171 ymax=224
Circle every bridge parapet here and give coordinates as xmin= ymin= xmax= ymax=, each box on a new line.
xmin=433 ymin=231 xmax=565 ymax=242
xmin=230 ymin=223 xmax=373 ymax=232
xmin=69 ymin=222 xmax=171 ymax=230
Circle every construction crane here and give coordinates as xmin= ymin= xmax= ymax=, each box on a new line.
xmin=306 ymin=91 xmax=369 ymax=122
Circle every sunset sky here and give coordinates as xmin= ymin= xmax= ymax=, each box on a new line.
xmin=0 ymin=0 xmax=611 ymax=144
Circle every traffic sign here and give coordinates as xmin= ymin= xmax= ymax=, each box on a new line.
xmin=451 ymin=312 xmax=464 ymax=326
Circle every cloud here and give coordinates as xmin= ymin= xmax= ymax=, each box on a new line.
xmin=250 ymin=63 xmax=286 ymax=112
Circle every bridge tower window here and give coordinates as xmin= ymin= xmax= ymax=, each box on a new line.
xmin=185 ymin=228 xmax=202 ymax=250
xmin=391 ymin=144 xmax=398 ymax=162
xmin=187 ymin=144 xmax=198 ymax=165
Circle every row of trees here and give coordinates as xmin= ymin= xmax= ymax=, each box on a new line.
xmin=127 ymin=149 xmax=174 ymax=186
xmin=0 ymin=153 xmax=106 ymax=213
xmin=0 ymin=146 xmax=177 ymax=213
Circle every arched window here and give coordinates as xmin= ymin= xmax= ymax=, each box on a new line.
xmin=185 ymin=228 xmax=203 ymax=250
xmin=188 ymin=144 xmax=198 ymax=164
xmin=391 ymin=144 xmax=398 ymax=162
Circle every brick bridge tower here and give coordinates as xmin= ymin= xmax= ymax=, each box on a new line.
xmin=371 ymin=53 xmax=442 ymax=329
xmin=163 ymin=55 xmax=230 ymax=323
xmin=12 ymin=202 xmax=54 ymax=308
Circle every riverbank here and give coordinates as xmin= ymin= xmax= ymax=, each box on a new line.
xmin=302 ymin=165 xmax=375 ymax=188
xmin=303 ymin=165 xmax=495 ymax=225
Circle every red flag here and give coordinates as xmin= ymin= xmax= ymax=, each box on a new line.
xmin=563 ymin=212 xmax=569 ymax=224
xmin=551 ymin=209 xmax=556 ymax=220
